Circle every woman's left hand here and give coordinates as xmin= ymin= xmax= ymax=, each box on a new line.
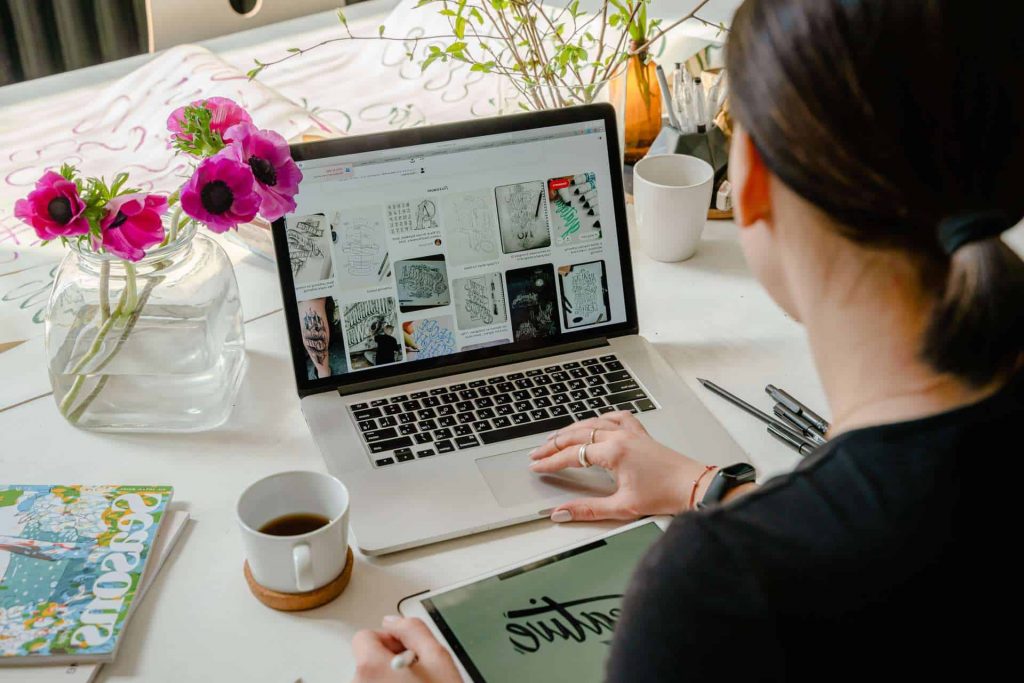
xmin=351 ymin=616 xmax=461 ymax=683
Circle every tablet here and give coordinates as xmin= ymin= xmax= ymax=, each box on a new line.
xmin=399 ymin=518 xmax=669 ymax=683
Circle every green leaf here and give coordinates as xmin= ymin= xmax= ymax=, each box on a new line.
xmin=455 ymin=16 xmax=466 ymax=39
xmin=439 ymin=8 xmax=456 ymax=16
xmin=608 ymin=14 xmax=621 ymax=27
xmin=336 ymin=9 xmax=347 ymax=26
xmin=378 ymin=25 xmax=385 ymax=37
xmin=287 ymin=47 xmax=300 ymax=53
xmin=422 ymin=52 xmax=441 ymax=69
xmin=415 ymin=0 xmax=433 ymax=7
xmin=470 ymin=7 xmax=483 ymax=25
xmin=446 ymin=41 xmax=467 ymax=53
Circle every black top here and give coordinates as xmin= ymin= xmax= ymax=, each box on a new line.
xmin=607 ymin=373 xmax=1022 ymax=681
xmin=374 ymin=334 xmax=400 ymax=365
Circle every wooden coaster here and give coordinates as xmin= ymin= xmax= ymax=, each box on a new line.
xmin=244 ymin=546 xmax=353 ymax=611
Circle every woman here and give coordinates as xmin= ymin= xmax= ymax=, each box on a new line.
xmin=352 ymin=0 xmax=1023 ymax=679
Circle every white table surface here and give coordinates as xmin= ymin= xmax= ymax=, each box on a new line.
xmin=0 ymin=205 xmax=822 ymax=682
xmin=0 ymin=1 xmax=823 ymax=679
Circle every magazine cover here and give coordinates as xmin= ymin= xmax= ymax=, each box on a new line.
xmin=0 ymin=485 xmax=173 ymax=664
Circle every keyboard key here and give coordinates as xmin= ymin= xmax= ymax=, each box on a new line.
xmin=371 ymin=398 xmax=389 ymax=407
xmin=383 ymin=403 xmax=403 ymax=415
xmin=457 ymin=412 xmax=476 ymax=424
xmin=533 ymin=375 xmax=552 ymax=386
xmin=411 ymin=391 xmax=428 ymax=399
xmin=399 ymin=423 xmax=418 ymax=435
xmin=399 ymin=413 xmax=415 ymax=424
xmin=570 ymin=390 xmax=588 ymax=401
xmin=563 ymin=362 xmax=580 ymax=369
xmin=597 ymin=406 xmax=616 ymax=414
xmin=422 ymin=396 xmax=441 ymax=407
xmin=586 ymin=397 xmax=605 ymax=409
xmin=604 ymin=360 xmax=624 ymax=371
xmin=605 ymin=389 xmax=648 ymax=404
xmin=455 ymin=401 xmax=474 ymax=412
xmin=487 ymin=376 xmax=506 ymax=384
xmin=543 ymin=365 xmax=562 ymax=374
xmin=550 ymin=382 xmax=568 ymax=393
xmin=454 ymin=424 xmax=473 ymax=436
xmin=472 ymin=421 xmax=493 ymax=432
xmin=379 ymin=416 xmax=397 ymax=428
xmin=475 ymin=397 xmax=495 ymax=408
xmin=599 ymin=354 xmax=616 ymax=362
xmin=437 ymin=403 xmax=455 ymax=416
xmin=414 ymin=432 xmax=434 ymax=444
xmin=635 ymin=399 xmax=657 ymax=411
xmin=469 ymin=380 xmax=486 ymax=388
xmin=417 ymin=408 xmax=436 ymax=420
xmin=615 ymin=403 xmax=638 ymax=413
xmin=512 ymin=390 xmax=531 ymax=402
xmin=439 ymin=416 xmax=457 ymax=427
xmin=530 ymin=386 xmax=550 ymax=397
xmin=549 ymin=404 xmax=569 ymax=416
xmin=456 ymin=435 xmax=481 ymax=449
xmin=494 ymin=394 xmax=513 ymax=405
xmin=506 ymin=372 xmax=524 ymax=380
xmin=575 ymin=410 xmax=597 ymax=420
xmin=351 ymin=402 xmax=368 ymax=411
xmin=530 ymin=409 xmax=550 ymax=420
xmin=460 ymin=389 xmax=479 ymax=400
xmin=568 ymin=379 xmax=586 ymax=390
xmin=511 ymin=413 xmax=531 ymax=425
xmin=402 ymin=400 xmax=422 ymax=412
xmin=368 ymin=436 xmax=413 ymax=453
xmin=366 ymin=427 xmax=398 ymax=442
xmin=514 ymin=378 xmax=534 ymax=389
xmin=589 ymin=386 xmax=608 ymax=397
xmin=587 ymin=364 xmax=605 ymax=375
xmin=582 ymin=358 xmax=600 ymax=366
xmin=441 ymin=393 xmax=459 ymax=404
xmin=417 ymin=449 xmax=435 ymax=458
xmin=492 ymin=416 xmax=512 ymax=428
xmin=395 ymin=449 xmax=415 ymax=463
xmin=570 ymin=368 xmax=588 ymax=379
xmin=390 ymin=395 xmax=408 ymax=404
xmin=497 ymin=382 xmax=514 ymax=393
xmin=480 ymin=415 xmax=574 ymax=444
xmin=604 ymin=371 xmax=631 ymax=383
xmin=585 ymin=375 xmax=604 ymax=387
xmin=569 ymin=401 xmax=587 ymax=412
xmin=430 ymin=387 xmax=448 ymax=395
xmin=419 ymin=418 xmax=437 ymax=432
xmin=496 ymin=404 xmax=514 ymax=416
xmin=358 ymin=420 xmax=376 ymax=432
xmin=450 ymin=383 xmax=467 ymax=391
xmin=533 ymin=396 xmax=552 ymax=408
xmin=375 ymin=457 xmax=395 ymax=466
xmin=434 ymin=427 xmax=453 ymax=439
xmin=514 ymin=401 xmax=532 ymax=413
xmin=354 ymin=408 xmax=382 ymax=421
xmin=552 ymin=372 xmax=570 ymax=382
xmin=478 ymin=385 xmax=497 ymax=396
xmin=526 ymin=369 xmax=543 ymax=376
xmin=436 ymin=440 xmax=455 ymax=453
xmin=477 ymin=407 xmax=496 ymax=420
xmin=608 ymin=380 xmax=639 ymax=393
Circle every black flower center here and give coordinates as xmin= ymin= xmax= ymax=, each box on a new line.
xmin=47 ymin=196 xmax=73 ymax=225
xmin=200 ymin=180 xmax=234 ymax=215
xmin=248 ymin=155 xmax=277 ymax=186
xmin=109 ymin=211 xmax=129 ymax=229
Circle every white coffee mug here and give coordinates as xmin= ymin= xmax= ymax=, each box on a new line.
xmin=634 ymin=154 xmax=715 ymax=262
xmin=237 ymin=470 xmax=350 ymax=594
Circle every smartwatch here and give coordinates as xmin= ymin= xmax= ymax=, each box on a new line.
xmin=698 ymin=463 xmax=757 ymax=509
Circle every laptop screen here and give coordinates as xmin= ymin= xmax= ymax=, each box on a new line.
xmin=275 ymin=106 xmax=636 ymax=394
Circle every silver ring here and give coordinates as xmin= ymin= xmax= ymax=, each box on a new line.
xmin=588 ymin=428 xmax=598 ymax=445
xmin=578 ymin=443 xmax=591 ymax=468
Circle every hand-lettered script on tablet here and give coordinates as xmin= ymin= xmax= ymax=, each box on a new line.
xmin=504 ymin=594 xmax=623 ymax=654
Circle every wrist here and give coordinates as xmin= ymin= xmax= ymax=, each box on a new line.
xmin=678 ymin=464 xmax=717 ymax=513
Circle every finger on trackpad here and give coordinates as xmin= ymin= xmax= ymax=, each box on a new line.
xmin=476 ymin=450 xmax=616 ymax=508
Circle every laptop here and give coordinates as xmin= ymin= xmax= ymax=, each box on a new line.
xmin=271 ymin=104 xmax=748 ymax=555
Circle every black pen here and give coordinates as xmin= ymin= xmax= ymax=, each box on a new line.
xmin=767 ymin=424 xmax=815 ymax=456
xmin=765 ymin=384 xmax=829 ymax=434
xmin=773 ymin=404 xmax=828 ymax=446
xmin=697 ymin=378 xmax=816 ymax=448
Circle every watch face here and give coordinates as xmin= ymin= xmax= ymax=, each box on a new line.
xmin=722 ymin=463 xmax=757 ymax=482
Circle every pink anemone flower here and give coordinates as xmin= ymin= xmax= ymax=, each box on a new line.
xmin=13 ymin=171 xmax=90 ymax=240
xmin=223 ymin=122 xmax=302 ymax=222
xmin=180 ymin=152 xmax=261 ymax=233
xmin=97 ymin=194 xmax=169 ymax=262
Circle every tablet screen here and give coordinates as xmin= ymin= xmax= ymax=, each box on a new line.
xmin=422 ymin=521 xmax=664 ymax=682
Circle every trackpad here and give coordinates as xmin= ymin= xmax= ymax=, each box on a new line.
xmin=476 ymin=450 xmax=617 ymax=508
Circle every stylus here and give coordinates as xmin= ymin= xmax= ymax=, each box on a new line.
xmin=391 ymin=650 xmax=418 ymax=670
xmin=698 ymin=378 xmax=816 ymax=449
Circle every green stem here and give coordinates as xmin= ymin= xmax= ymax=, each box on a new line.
xmin=168 ymin=205 xmax=182 ymax=245
xmin=99 ymin=261 xmax=110 ymax=322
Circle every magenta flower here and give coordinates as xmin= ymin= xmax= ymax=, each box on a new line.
xmin=180 ymin=153 xmax=261 ymax=233
xmin=97 ymin=194 xmax=169 ymax=262
xmin=223 ymin=123 xmax=302 ymax=221
xmin=167 ymin=96 xmax=252 ymax=144
xmin=13 ymin=171 xmax=90 ymax=240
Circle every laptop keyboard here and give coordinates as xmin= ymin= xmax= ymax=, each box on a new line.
xmin=348 ymin=354 xmax=657 ymax=467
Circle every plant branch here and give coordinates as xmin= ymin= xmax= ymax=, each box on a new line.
xmin=631 ymin=0 xmax=713 ymax=55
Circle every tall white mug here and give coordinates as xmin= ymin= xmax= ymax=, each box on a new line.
xmin=634 ymin=154 xmax=715 ymax=262
xmin=237 ymin=470 xmax=350 ymax=594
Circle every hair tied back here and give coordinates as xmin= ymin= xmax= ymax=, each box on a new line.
xmin=937 ymin=211 xmax=1012 ymax=255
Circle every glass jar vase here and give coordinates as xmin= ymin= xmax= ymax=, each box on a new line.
xmin=44 ymin=223 xmax=246 ymax=432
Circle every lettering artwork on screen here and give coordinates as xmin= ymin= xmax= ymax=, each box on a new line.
xmin=495 ymin=181 xmax=551 ymax=254
xmin=504 ymin=594 xmax=623 ymax=655
xmin=286 ymin=213 xmax=334 ymax=285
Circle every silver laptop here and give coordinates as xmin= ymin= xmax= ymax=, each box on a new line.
xmin=272 ymin=104 xmax=747 ymax=555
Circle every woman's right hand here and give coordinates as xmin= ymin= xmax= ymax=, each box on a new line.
xmin=528 ymin=411 xmax=716 ymax=522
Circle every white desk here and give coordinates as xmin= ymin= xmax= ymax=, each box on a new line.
xmin=0 ymin=206 xmax=822 ymax=682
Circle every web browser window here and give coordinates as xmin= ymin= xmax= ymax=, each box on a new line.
xmin=282 ymin=120 xmax=627 ymax=381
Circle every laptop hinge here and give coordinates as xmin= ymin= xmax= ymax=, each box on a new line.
xmin=335 ymin=337 xmax=611 ymax=396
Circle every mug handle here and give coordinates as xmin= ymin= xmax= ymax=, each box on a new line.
xmin=293 ymin=543 xmax=314 ymax=592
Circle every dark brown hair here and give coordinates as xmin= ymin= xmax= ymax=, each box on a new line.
xmin=726 ymin=0 xmax=1024 ymax=387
